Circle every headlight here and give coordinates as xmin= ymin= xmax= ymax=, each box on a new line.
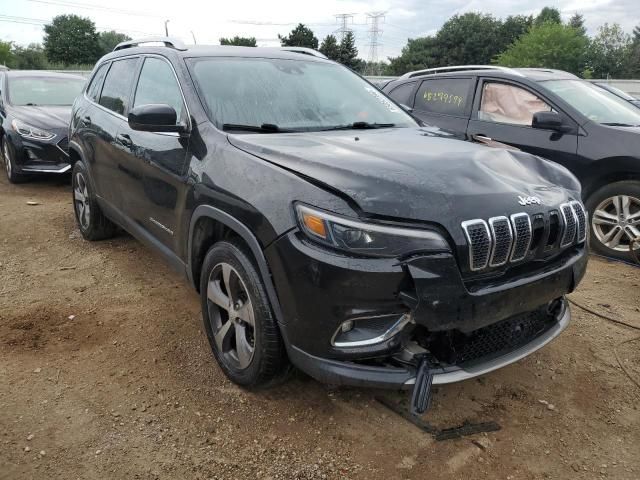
xmin=295 ymin=204 xmax=449 ymax=257
xmin=11 ymin=119 xmax=56 ymax=141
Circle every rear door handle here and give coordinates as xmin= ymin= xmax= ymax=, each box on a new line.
xmin=473 ymin=134 xmax=492 ymax=142
xmin=116 ymin=133 xmax=133 ymax=149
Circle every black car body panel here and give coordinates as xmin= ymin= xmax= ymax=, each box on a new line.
xmin=69 ymin=45 xmax=588 ymax=390
xmin=0 ymin=71 xmax=86 ymax=175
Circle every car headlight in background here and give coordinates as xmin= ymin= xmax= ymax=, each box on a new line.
xmin=295 ymin=204 xmax=450 ymax=258
xmin=11 ymin=119 xmax=56 ymax=141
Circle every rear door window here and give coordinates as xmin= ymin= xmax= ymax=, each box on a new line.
xmin=387 ymin=81 xmax=416 ymax=106
xmin=86 ymin=63 xmax=109 ymax=103
xmin=99 ymin=57 xmax=139 ymax=116
xmin=415 ymin=78 xmax=473 ymax=117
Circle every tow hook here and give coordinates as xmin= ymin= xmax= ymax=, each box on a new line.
xmin=410 ymin=355 xmax=434 ymax=415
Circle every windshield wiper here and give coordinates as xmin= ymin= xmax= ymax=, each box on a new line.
xmin=601 ymin=122 xmax=640 ymax=127
xmin=222 ymin=123 xmax=292 ymax=133
xmin=322 ymin=122 xmax=396 ymax=131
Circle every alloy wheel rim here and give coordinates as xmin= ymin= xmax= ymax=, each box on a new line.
xmin=206 ymin=262 xmax=256 ymax=370
xmin=592 ymin=195 xmax=640 ymax=252
xmin=3 ymin=142 xmax=11 ymax=177
xmin=73 ymin=172 xmax=91 ymax=230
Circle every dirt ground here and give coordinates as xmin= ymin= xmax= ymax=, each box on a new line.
xmin=1 ymin=175 xmax=639 ymax=480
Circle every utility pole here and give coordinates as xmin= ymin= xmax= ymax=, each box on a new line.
xmin=365 ymin=12 xmax=385 ymax=76
xmin=334 ymin=13 xmax=354 ymax=42
xmin=164 ymin=19 xmax=170 ymax=36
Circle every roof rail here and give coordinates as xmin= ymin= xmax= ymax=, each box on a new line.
xmin=113 ymin=37 xmax=188 ymax=52
xmin=399 ymin=65 xmax=524 ymax=79
xmin=277 ymin=47 xmax=327 ymax=59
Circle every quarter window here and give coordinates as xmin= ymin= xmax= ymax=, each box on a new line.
xmin=133 ymin=57 xmax=184 ymax=123
xmin=388 ymin=81 xmax=416 ymax=106
xmin=479 ymin=82 xmax=551 ymax=126
xmin=415 ymin=78 xmax=473 ymax=116
xmin=99 ymin=58 xmax=138 ymax=115
xmin=86 ymin=63 xmax=109 ymax=103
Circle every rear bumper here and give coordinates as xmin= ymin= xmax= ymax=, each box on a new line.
xmin=287 ymin=298 xmax=571 ymax=389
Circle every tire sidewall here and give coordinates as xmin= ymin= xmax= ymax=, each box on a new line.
xmin=2 ymin=137 xmax=23 ymax=183
xmin=71 ymin=161 xmax=99 ymax=238
xmin=200 ymin=241 xmax=275 ymax=386
xmin=585 ymin=181 xmax=640 ymax=260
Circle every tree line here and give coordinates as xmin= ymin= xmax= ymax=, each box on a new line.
xmin=1 ymin=8 xmax=639 ymax=79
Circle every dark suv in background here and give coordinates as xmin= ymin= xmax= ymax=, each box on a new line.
xmin=383 ymin=66 xmax=640 ymax=262
xmin=69 ymin=39 xmax=588 ymax=412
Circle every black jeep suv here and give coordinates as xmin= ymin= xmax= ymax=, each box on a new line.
xmin=382 ymin=66 xmax=640 ymax=262
xmin=69 ymin=39 xmax=588 ymax=408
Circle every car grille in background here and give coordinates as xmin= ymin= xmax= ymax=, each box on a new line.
xmin=461 ymin=202 xmax=587 ymax=272
xmin=461 ymin=220 xmax=491 ymax=271
xmin=57 ymin=137 xmax=69 ymax=155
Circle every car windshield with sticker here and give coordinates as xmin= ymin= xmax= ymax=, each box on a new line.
xmin=187 ymin=57 xmax=417 ymax=131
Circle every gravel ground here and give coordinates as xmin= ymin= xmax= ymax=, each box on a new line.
xmin=1 ymin=175 xmax=639 ymax=480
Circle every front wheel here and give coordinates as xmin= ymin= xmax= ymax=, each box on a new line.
xmin=586 ymin=181 xmax=640 ymax=262
xmin=71 ymin=161 xmax=117 ymax=241
xmin=2 ymin=138 xmax=26 ymax=184
xmin=200 ymin=240 xmax=288 ymax=387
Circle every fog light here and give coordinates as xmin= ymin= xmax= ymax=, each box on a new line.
xmin=26 ymin=148 xmax=39 ymax=160
xmin=341 ymin=320 xmax=354 ymax=333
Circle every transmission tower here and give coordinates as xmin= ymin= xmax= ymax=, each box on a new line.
xmin=334 ymin=13 xmax=354 ymax=41
xmin=366 ymin=12 xmax=386 ymax=76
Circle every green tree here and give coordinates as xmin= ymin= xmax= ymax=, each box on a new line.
xmin=338 ymin=31 xmax=359 ymax=69
xmin=499 ymin=15 xmax=534 ymax=49
xmin=98 ymin=31 xmax=131 ymax=56
xmin=0 ymin=40 xmax=13 ymax=66
xmin=534 ymin=7 xmax=562 ymax=26
xmin=386 ymin=36 xmax=442 ymax=75
xmin=219 ymin=36 xmax=257 ymax=47
xmin=586 ymin=23 xmax=632 ymax=78
xmin=568 ymin=13 xmax=587 ymax=36
xmin=43 ymin=14 xmax=101 ymax=65
xmin=435 ymin=13 xmax=504 ymax=66
xmin=495 ymin=22 xmax=588 ymax=75
xmin=319 ymin=34 xmax=340 ymax=61
xmin=278 ymin=23 xmax=318 ymax=49
xmin=11 ymin=44 xmax=47 ymax=69
xmin=629 ymin=25 xmax=640 ymax=77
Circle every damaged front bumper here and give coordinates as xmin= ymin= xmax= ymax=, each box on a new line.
xmin=265 ymin=231 xmax=586 ymax=389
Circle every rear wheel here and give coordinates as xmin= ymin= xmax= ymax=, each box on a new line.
xmin=2 ymin=137 xmax=26 ymax=184
xmin=200 ymin=240 xmax=288 ymax=387
xmin=586 ymin=181 xmax=640 ymax=262
xmin=71 ymin=161 xmax=117 ymax=241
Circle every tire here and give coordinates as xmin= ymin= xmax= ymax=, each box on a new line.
xmin=71 ymin=161 xmax=117 ymax=241
xmin=585 ymin=180 xmax=640 ymax=262
xmin=2 ymin=137 xmax=27 ymax=184
xmin=200 ymin=240 xmax=288 ymax=388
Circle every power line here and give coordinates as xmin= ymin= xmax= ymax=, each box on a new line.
xmin=0 ymin=14 xmax=157 ymax=36
xmin=365 ymin=11 xmax=386 ymax=74
xmin=26 ymin=0 xmax=165 ymax=19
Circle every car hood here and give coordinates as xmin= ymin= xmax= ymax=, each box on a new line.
xmin=9 ymin=105 xmax=71 ymax=131
xmin=228 ymin=127 xmax=581 ymax=228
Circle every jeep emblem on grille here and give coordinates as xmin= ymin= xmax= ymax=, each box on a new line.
xmin=518 ymin=195 xmax=542 ymax=206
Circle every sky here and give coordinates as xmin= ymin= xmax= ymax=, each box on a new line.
xmin=1 ymin=0 xmax=639 ymax=61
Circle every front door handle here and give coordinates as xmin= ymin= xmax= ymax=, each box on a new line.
xmin=473 ymin=134 xmax=493 ymax=142
xmin=116 ymin=133 xmax=133 ymax=149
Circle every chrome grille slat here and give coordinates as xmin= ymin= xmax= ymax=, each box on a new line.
xmin=570 ymin=201 xmax=587 ymax=243
xmin=461 ymin=220 xmax=492 ymax=271
xmin=509 ymin=213 xmax=532 ymax=262
xmin=488 ymin=216 xmax=513 ymax=267
xmin=560 ymin=203 xmax=578 ymax=247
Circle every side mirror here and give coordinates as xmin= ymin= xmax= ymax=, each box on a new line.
xmin=532 ymin=111 xmax=565 ymax=131
xmin=128 ymin=104 xmax=187 ymax=133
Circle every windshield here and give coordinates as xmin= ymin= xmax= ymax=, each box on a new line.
xmin=8 ymin=76 xmax=86 ymax=106
xmin=543 ymin=79 xmax=640 ymax=126
xmin=187 ymin=57 xmax=417 ymax=131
